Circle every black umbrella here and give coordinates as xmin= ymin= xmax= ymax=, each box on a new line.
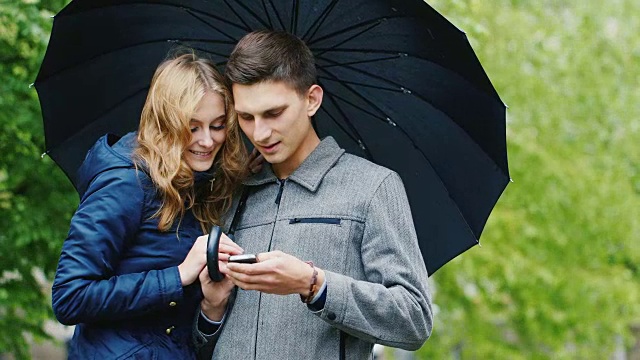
xmin=35 ymin=0 xmax=509 ymax=275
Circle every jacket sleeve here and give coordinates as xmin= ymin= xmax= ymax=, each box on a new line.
xmin=314 ymin=172 xmax=433 ymax=350
xmin=52 ymin=168 xmax=183 ymax=325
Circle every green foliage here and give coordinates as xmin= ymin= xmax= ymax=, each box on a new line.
xmin=1 ymin=0 xmax=639 ymax=358
xmin=419 ymin=0 xmax=640 ymax=358
xmin=0 ymin=0 xmax=75 ymax=357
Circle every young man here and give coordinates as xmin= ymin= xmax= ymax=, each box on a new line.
xmin=195 ymin=30 xmax=433 ymax=360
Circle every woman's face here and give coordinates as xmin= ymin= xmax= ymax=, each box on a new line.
xmin=184 ymin=91 xmax=227 ymax=172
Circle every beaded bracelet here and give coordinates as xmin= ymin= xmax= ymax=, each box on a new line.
xmin=300 ymin=261 xmax=318 ymax=304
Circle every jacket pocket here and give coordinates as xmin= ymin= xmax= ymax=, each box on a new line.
xmin=118 ymin=343 xmax=158 ymax=360
xmin=117 ymin=341 xmax=158 ymax=360
xmin=289 ymin=217 xmax=341 ymax=225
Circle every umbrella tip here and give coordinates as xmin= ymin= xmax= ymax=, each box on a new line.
xmin=509 ymin=178 xmax=514 ymax=183
xmin=28 ymin=83 xmax=34 ymax=89
xmin=41 ymin=151 xmax=48 ymax=159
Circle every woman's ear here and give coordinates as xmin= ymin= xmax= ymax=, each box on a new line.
xmin=306 ymin=84 xmax=323 ymax=117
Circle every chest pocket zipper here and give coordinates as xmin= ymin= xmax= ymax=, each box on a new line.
xmin=289 ymin=218 xmax=341 ymax=225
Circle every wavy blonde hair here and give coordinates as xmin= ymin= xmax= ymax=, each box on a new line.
xmin=134 ymin=52 xmax=248 ymax=232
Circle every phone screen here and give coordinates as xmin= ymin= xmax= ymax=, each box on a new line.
xmin=228 ymin=254 xmax=257 ymax=264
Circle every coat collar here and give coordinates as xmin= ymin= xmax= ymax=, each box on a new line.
xmin=244 ymin=136 xmax=345 ymax=192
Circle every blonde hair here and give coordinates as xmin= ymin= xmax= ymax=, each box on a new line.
xmin=134 ymin=52 xmax=248 ymax=232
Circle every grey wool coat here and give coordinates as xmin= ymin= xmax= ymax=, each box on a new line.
xmin=194 ymin=137 xmax=433 ymax=359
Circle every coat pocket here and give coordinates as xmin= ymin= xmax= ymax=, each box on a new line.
xmin=282 ymin=217 xmax=356 ymax=274
xmin=289 ymin=217 xmax=341 ymax=225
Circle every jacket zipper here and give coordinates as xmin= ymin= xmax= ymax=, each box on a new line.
xmin=289 ymin=217 xmax=341 ymax=225
xmin=274 ymin=178 xmax=286 ymax=205
xmin=254 ymin=178 xmax=286 ymax=359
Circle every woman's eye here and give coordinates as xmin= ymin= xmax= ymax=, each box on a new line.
xmin=190 ymin=127 xmax=198 ymax=133
xmin=211 ymin=124 xmax=226 ymax=131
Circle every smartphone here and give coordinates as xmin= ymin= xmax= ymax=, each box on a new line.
xmin=228 ymin=254 xmax=258 ymax=264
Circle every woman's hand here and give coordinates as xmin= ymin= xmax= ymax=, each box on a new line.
xmin=199 ymin=263 xmax=235 ymax=321
xmin=248 ymin=148 xmax=264 ymax=174
xmin=178 ymin=233 xmax=243 ymax=286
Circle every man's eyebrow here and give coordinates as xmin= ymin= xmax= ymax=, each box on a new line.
xmin=237 ymin=105 xmax=287 ymax=116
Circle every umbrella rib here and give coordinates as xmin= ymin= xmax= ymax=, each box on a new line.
xmin=217 ymin=0 xmax=253 ymax=32
xmin=260 ymin=0 xmax=274 ymax=28
xmin=37 ymin=38 xmax=237 ymax=82
xmin=314 ymin=48 xmax=429 ymax=61
xmin=316 ymin=49 xmax=503 ymax=119
xmin=319 ymin=56 xmax=509 ymax=180
xmin=317 ymin=64 xmax=429 ymax=160
xmin=186 ymin=8 xmax=247 ymax=40
xmin=313 ymin=21 xmax=384 ymax=58
xmin=223 ymin=0 xmax=271 ymax=29
xmin=318 ymin=87 xmax=374 ymax=161
xmin=264 ymin=0 xmax=287 ymax=31
xmin=54 ymin=1 xmax=251 ymax=33
xmin=318 ymin=85 xmax=390 ymax=123
xmin=301 ymin=0 xmax=339 ymax=42
xmin=318 ymin=54 xmax=404 ymax=69
xmin=316 ymin=75 xmax=398 ymax=93
xmin=179 ymin=4 xmax=254 ymax=33
xmin=317 ymin=56 xmax=437 ymax=120
xmin=317 ymin=68 xmax=402 ymax=127
xmin=316 ymin=47 xmax=502 ymax=102
xmin=290 ymin=0 xmax=300 ymax=34
xmin=307 ymin=15 xmax=402 ymax=47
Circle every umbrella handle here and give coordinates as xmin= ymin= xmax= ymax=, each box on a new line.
xmin=206 ymin=226 xmax=225 ymax=282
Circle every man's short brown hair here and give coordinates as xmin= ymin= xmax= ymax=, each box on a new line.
xmin=226 ymin=30 xmax=316 ymax=96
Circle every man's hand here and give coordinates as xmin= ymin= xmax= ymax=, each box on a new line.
xmin=224 ymin=250 xmax=325 ymax=296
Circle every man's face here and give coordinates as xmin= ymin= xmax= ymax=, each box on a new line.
xmin=233 ymin=80 xmax=322 ymax=178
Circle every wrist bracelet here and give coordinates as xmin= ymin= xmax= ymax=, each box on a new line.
xmin=300 ymin=261 xmax=318 ymax=304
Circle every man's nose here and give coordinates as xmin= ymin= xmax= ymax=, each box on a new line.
xmin=253 ymin=118 xmax=272 ymax=143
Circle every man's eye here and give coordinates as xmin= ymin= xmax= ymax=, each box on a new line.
xmin=266 ymin=111 xmax=283 ymax=118
xmin=239 ymin=114 xmax=253 ymax=121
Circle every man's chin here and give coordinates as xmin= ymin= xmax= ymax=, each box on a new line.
xmin=261 ymin=154 xmax=279 ymax=164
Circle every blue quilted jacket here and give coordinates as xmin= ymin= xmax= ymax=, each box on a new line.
xmin=52 ymin=132 xmax=207 ymax=359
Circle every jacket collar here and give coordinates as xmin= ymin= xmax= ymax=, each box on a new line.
xmin=244 ymin=136 xmax=345 ymax=192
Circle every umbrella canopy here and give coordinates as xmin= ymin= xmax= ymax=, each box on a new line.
xmin=35 ymin=0 xmax=509 ymax=275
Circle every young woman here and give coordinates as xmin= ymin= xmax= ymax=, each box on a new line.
xmin=52 ymin=52 xmax=247 ymax=359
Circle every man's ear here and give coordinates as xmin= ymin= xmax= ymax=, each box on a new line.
xmin=306 ymin=84 xmax=323 ymax=117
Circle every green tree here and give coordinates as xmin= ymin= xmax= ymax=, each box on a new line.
xmin=419 ymin=0 xmax=640 ymax=358
xmin=2 ymin=0 xmax=640 ymax=359
xmin=0 ymin=0 xmax=74 ymax=358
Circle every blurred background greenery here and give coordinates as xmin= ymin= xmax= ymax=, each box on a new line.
xmin=1 ymin=0 xmax=638 ymax=359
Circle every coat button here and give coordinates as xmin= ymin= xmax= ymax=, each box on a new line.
xmin=169 ymin=301 xmax=177 ymax=307
xmin=327 ymin=312 xmax=336 ymax=321
xmin=166 ymin=326 xmax=175 ymax=335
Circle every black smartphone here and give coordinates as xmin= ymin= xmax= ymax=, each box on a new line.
xmin=228 ymin=254 xmax=258 ymax=264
